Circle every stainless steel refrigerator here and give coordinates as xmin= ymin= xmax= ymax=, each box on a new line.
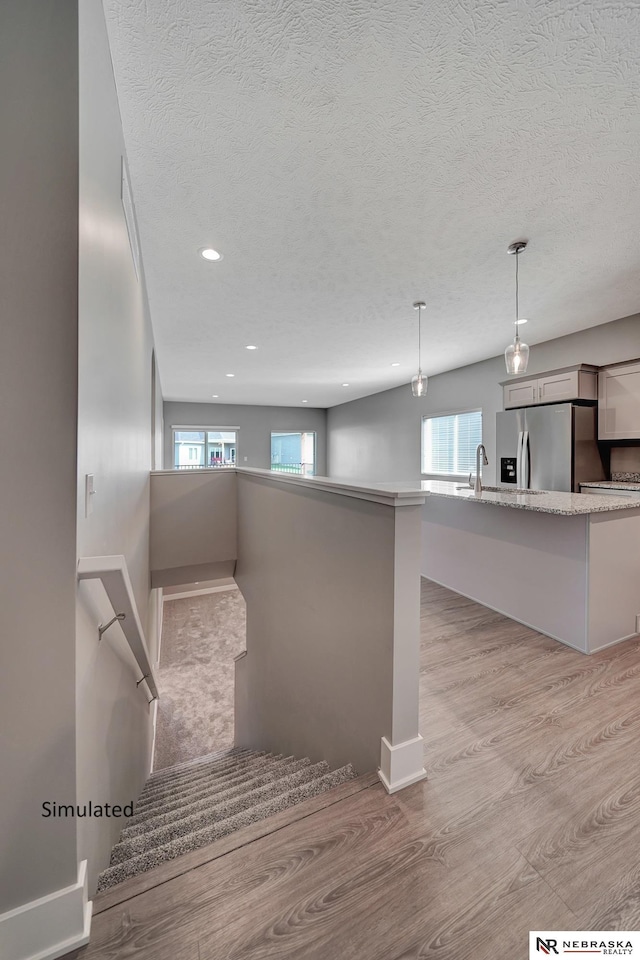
xmin=495 ymin=403 xmax=605 ymax=492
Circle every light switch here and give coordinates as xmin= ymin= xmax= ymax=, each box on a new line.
xmin=85 ymin=474 xmax=95 ymax=517
xmin=243 ymin=456 xmax=248 ymax=462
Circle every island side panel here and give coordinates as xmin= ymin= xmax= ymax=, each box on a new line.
xmin=421 ymin=498 xmax=589 ymax=652
xmin=587 ymin=508 xmax=640 ymax=652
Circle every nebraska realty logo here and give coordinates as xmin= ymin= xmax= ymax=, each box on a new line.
xmin=530 ymin=932 xmax=639 ymax=957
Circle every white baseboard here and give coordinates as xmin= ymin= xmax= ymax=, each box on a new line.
xmin=149 ymin=695 xmax=159 ymax=775
xmin=379 ymin=735 xmax=427 ymax=794
xmin=0 ymin=860 xmax=92 ymax=960
xmin=589 ymin=630 xmax=639 ymax=654
xmin=162 ymin=582 xmax=238 ymax=602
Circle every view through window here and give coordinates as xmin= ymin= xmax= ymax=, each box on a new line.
xmin=271 ymin=432 xmax=316 ymax=476
xmin=173 ymin=429 xmax=238 ymax=468
xmin=422 ymin=410 xmax=482 ymax=477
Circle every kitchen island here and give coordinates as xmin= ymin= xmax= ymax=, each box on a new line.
xmin=419 ymin=480 xmax=640 ymax=654
xmin=249 ymin=468 xmax=640 ymax=655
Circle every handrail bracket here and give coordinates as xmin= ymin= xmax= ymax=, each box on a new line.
xmin=98 ymin=612 xmax=126 ymax=640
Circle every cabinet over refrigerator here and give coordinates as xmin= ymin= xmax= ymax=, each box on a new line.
xmin=496 ymin=402 xmax=604 ymax=492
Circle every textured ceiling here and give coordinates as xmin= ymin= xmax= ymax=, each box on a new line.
xmin=103 ymin=0 xmax=640 ymax=407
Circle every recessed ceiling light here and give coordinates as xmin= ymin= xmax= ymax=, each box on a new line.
xmin=391 ymin=362 xmax=400 ymax=367
xmin=515 ymin=318 xmax=528 ymax=325
xmin=200 ymin=248 xmax=222 ymax=261
xmin=245 ymin=345 xmax=258 ymax=350
xmin=226 ymin=373 xmax=235 ymax=378
xmin=342 ymin=383 xmax=350 ymax=387
xmin=302 ymin=400 xmax=308 ymax=403
xmin=211 ymin=394 xmax=219 ymax=398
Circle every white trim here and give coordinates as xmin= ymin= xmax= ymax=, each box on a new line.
xmin=156 ymin=587 xmax=164 ymax=666
xmin=378 ymin=735 xmax=426 ymax=794
xmin=589 ymin=631 xmax=639 ymax=653
xmin=149 ymin=587 xmax=162 ymax=774
xmin=0 ymin=861 xmax=92 ymax=960
xmin=150 ymin=466 xmax=428 ymax=507
xmin=237 ymin=468 xmax=427 ymax=507
xmin=150 ymin=695 xmax=160 ymax=775
xmin=162 ymin=582 xmax=238 ymax=602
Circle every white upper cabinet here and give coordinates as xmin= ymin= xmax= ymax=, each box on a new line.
xmin=503 ymin=378 xmax=538 ymax=409
xmin=502 ymin=366 xmax=598 ymax=409
xmin=598 ymin=361 xmax=640 ymax=439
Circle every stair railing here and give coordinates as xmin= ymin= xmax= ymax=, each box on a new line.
xmin=77 ymin=554 xmax=159 ymax=701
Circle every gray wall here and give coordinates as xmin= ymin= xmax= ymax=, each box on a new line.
xmin=150 ymin=471 xmax=237 ymax=587
xmin=235 ymin=474 xmax=395 ymax=774
xmin=152 ymin=351 xmax=165 ymax=472
xmin=163 ymin=402 xmax=328 ymax=474
xmin=0 ymin=0 xmax=79 ymax=912
xmin=328 ymin=314 xmax=640 ymax=484
xmin=75 ymin=0 xmax=157 ymax=896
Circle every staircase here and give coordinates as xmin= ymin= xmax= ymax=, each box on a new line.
xmin=97 ymin=747 xmax=356 ymax=891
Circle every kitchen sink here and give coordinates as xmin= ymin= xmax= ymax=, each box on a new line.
xmin=482 ymin=486 xmax=546 ymax=495
xmin=455 ymin=485 xmax=546 ymax=495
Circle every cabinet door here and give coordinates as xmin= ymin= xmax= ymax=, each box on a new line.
xmin=599 ymin=363 xmax=640 ymax=439
xmin=503 ymin=379 xmax=538 ymax=409
xmin=537 ymin=370 xmax=581 ymax=404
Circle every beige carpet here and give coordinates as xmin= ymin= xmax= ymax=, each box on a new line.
xmin=152 ymin=587 xmax=246 ymax=771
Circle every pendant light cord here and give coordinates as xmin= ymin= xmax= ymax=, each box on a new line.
xmin=418 ymin=304 xmax=422 ymax=372
xmin=514 ymin=251 xmax=520 ymax=343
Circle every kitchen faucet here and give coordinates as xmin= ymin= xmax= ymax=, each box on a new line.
xmin=469 ymin=443 xmax=489 ymax=494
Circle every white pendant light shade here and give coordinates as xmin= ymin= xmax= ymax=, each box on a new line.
xmin=505 ymin=241 xmax=530 ymax=375
xmin=411 ymin=372 xmax=428 ymax=397
xmin=411 ymin=301 xmax=428 ymax=398
xmin=504 ymin=338 xmax=529 ymax=375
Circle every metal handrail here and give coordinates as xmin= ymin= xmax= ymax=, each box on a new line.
xmin=173 ymin=462 xmax=236 ymax=470
xmin=270 ymin=462 xmax=312 ymax=474
xmin=77 ymin=555 xmax=159 ymax=701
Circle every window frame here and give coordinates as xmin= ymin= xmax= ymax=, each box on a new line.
xmin=420 ymin=408 xmax=483 ymax=481
xmin=171 ymin=425 xmax=240 ymax=470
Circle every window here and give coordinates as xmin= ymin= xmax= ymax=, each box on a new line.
xmin=422 ymin=410 xmax=482 ymax=477
xmin=270 ymin=432 xmax=316 ymax=476
xmin=172 ymin=428 xmax=239 ymax=469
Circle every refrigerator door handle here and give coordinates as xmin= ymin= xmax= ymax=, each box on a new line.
xmin=522 ymin=430 xmax=530 ymax=488
xmin=516 ymin=430 xmax=523 ymax=487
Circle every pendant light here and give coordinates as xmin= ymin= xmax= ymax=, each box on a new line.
xmin=411 ymin=301 xmax=427 ymax=397
xmin=504 ymin=241 xmax=530 ymax=375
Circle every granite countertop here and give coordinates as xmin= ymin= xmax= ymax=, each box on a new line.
xmin=581 ymin=480 xmax=640 ymax=491
xmin=421 ymin=480 xmax=640 ymax=515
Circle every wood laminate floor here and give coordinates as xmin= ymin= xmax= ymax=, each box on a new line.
xmin=69 ymin=578 xmax=640 ymax=959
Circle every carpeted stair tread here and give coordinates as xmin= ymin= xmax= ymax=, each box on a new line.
xmin=109 ymin=761 xmax=331 ymax=864
xmin=147 ymin=747 xmax=250 ymax=785
xmin=138 ymin=750 xmax=267 ymax=802
xmin=97 ymin=763 xmax=356 ymax=892
xmin=135 ymin=763 xmax=276 ymax=818
xmin=141 ymin=747 xmax=258 ymax=792
xmin=121 ymin=757 xmax=313 ymax=839
xmin=135 ymin=752 xmax=277 ymax=809
xmin=129 ymin=755 xmax=289 ymax=823
xmin=143 ymin=750 xmax=255 ymax=794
